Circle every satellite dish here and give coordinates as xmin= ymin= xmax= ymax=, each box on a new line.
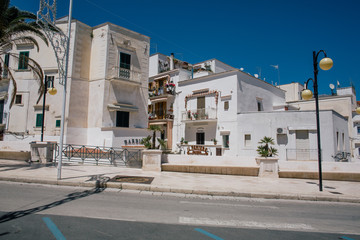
xmin=329 ymin=84 xmax=335 ymax=90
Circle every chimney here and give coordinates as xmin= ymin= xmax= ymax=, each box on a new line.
xmin=170 ymin=53 xmax=174 ymax=70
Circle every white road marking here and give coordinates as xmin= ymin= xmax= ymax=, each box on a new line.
xmin=179 ymin=217 xmax=315 ymax=231
xmin=179 ymin=201 xmax=279 ymax=209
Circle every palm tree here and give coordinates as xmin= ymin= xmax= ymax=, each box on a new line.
xmin=141 ymin=125 xmax=163 ymax=149
xmin=257 ymin=136 xmax=278 ymax=157
xmin=0 ymin=0 xmax=49 ymax=107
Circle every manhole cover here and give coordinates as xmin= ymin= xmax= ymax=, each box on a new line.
xmin=109 ymin=175 xmax=154 ymax=184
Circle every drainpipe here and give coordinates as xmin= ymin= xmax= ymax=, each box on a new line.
xmin=170 ymin=53 xmax=174 ymax=70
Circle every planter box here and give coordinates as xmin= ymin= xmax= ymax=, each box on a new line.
xmin=30 ymin=141 xmax=56 ymax=163
xmin=142 ymin=149 xmax=162 ymax=171
xmin=256 ymin=157 xmax=279 ymax=178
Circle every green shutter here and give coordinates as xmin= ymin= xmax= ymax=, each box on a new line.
xmin=36 ymin=114 xmax=43 ymax=127
xmin=18 ymin=51 xmax=29 ymax=70
xmin=56 ymin=119 xmax=61 ymax=128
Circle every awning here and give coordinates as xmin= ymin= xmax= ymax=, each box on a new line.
xmin=107 ymin=103 xmax=138 ymax=112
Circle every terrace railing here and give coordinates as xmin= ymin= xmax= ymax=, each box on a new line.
xmin=54 ymin=144 xmax=142 ymax=167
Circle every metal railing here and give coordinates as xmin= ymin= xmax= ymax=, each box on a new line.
xmin=286 ymin=148 xmax=318 ymax=161
xmin=109 ymin=66 xmax=142 ymax=83
xmin=182 ymin=108 xmax=217 ymax=121
xmin=54 ymin=144 xmax=142 ymax=167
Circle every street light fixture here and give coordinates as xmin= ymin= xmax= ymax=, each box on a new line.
xmin=301 ymin=50 xmax=333 ymax=192
xmin=40 ymin=76 xmax=57 ymax=142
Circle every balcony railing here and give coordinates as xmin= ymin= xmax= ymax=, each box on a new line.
xmin=149 ymin=86 xmax=175 ymax=98
xmin=182 ymin=108 xmax=217 ymax=121
xmin=148 ymin=111 xmax=174 ymax=121
xmin=109 ymin=66 xmax=142 ymax=83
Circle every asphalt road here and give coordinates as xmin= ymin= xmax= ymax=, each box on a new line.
xmin=0 ymin=181 xmax=359 ymax=240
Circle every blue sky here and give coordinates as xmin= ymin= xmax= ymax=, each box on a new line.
xmin=11 ymin=0 xmax=360 ymax=100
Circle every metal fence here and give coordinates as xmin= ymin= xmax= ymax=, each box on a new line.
xmin=286 ymin=149 xmax=318 ymax=161
xmin=54 ymin=144 xmax=142 ymax=168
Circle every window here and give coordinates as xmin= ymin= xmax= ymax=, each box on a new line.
xmin=245 ymin=134 xmax=251 ymax=147
xmin=116 ymin=111 xmax=129 ymax=128
xmin=223 ymin=135 xmax=229 ymax=148
xmin=257 ymin=99 xmax=263 ymax=111
xmin=56 ymin=119 xmax=61 ymax=128
xmin=357 ymin=126 xmax=360 ymax=135
xmin=15 ymin=95 xmax=22 ymax=104
xmin=0 ymin=100 xmax=4 ymax=124
xmin=224 ymin=101 xmax=229 ymax=111
xmin=18 ymin=51 xmax=29 ymax=70
xmin=3 ymin=53 xmax=9 ymax=77
xmin=120 ymin=52 xmax=131 ymax=69
xmin=196 ymin=132 xmax=205 ymax=145
xmin=36 ymin=113 xmax=43 ymax=127
xmin=119 ymin=52 xmax=131 ymax=79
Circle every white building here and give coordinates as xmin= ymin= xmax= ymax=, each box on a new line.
xmin=0 ymin=18 xmax=150 ymax=151
xmin=149 ymin=53 xmax=353 ymax=164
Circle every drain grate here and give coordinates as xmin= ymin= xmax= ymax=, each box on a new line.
xmin=109 ymin=175 xmax=154 ymax=184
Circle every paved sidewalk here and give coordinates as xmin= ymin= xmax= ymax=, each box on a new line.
xmin=0 ymin=159 xmax=359 ymax=203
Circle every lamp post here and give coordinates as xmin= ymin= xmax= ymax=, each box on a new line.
xmin=41 ymin=76 xmax=57 ymax=142
xmin=301 ymin=50 xmax=333 ymax=192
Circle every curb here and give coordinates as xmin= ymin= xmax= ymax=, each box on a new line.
xmin=1 ymin=177 xmax=359 ymax=203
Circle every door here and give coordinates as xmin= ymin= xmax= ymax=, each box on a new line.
xmin=197 ymin=96 xmax=205 ymax=118
xmin=196 ymin=132 xmax=205 ymax=145
xmin=296 ymin=130 xmax=310 ymax=160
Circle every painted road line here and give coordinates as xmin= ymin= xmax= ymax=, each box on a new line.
xmin=179 ymin=200 xmax=279 ymax=209
xmin=195 ymin=228 xmax=224 ymax=240
xmin=340 ymin=237 xmax=355 ymax=240
xmin=180 ymin=217 xmax=314 ymax=231
xmin=43 ymin=217 xmax=66 ymax=240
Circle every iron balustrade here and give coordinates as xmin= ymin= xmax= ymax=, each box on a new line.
xmin=54 ymin=144 xmax=142 ymax=167
xmin=110 ymin=67 xmax=142 ymax=83
xmin=182 ymin=108 xmax=217 ymax=121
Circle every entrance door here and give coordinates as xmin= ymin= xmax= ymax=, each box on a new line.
xmin=196 ymin=132 xmax=205 ymax=145
xmin=296 ymin=130 xmax=310 ymax=160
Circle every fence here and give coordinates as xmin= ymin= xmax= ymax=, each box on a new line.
xmin=54 ymin=144 xmax=142 ymax=167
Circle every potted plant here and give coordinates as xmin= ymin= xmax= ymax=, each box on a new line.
xmin=180 ymin=137 xmax=184 ymax=145
xmin=256 ymin=136 xmax=278 ymax=157
xmin=256 ymin=136 xmax=279 ymax=177
xmin=211 ymin=138 xmax=217 ymax=145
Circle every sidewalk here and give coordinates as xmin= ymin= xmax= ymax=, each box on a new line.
xmin=0 ymin=159 xmax=359 ymax=203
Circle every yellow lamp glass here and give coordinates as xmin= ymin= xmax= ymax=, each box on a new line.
xmin=319 ymin=57 xmax=333 ymax=70
xmin=48 ymin=87 xmax=57 ymax=95
xmin=356 ymin=107 xmax=360 ymax=114
xmin=302 ymin=89 xmax=313 ymax=100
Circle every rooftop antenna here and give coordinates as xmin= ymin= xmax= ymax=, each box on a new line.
xmin=271 ymin=64 xmax=280 ymax=85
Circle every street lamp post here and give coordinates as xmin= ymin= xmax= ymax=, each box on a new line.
xmin=40 ymin=76 xmax=57 ymax=142
xmin=301 ymin=50 xmax=333 ymax=192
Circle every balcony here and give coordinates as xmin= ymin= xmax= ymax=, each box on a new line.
xmin=148 ymin=111 xmax=174 ymax=122
xmin=149 ymin=85 xmax=175 ymax=100
xmin=109 ymin=67 xmax=142 ymax=86
xmin=182 ymin=108 xmax=217 ymax=122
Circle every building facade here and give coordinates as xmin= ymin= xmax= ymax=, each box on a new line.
xmin=0 ymin=18 xmax=150 ymax=151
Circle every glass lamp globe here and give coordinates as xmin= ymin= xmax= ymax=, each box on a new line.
xmin=319 ymin=57 xmax=333 ymax=70
xmin=356 ymin=107 xmax=360 ymax=114
xmin=48 ymin=87 xmax=57 ymax=95
xmin=302 ymin=89 xmax=313 ymax=100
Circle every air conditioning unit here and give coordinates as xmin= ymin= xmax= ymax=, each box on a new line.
xmin=277 ymin=127 xmax=287 ymax=134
